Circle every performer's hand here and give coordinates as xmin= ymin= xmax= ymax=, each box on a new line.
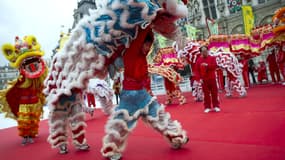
xmin=201 ymin=63 xmax=208 ymax=66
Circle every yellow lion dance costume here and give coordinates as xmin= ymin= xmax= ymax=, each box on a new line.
xmin=0 ymin=35 xmax=47 ymax=145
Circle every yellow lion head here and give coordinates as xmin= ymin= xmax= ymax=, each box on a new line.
xmin=1 ymin=35 xmax=46 ymax=78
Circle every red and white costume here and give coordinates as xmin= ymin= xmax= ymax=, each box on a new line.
xmin=101 ymin=27 xmax=188 ymax=159
xmin=277 ymin=43 xmax=285 ymax=80
xmin=267 ymin=50 xmax=281 ymax=83
xmin=239 ymin=57 xmax=250 ymax=88
xmin=196 ymin=54 xmax=220 ymax=110
xmin=44 ymin=0 xmax=189 ymax=159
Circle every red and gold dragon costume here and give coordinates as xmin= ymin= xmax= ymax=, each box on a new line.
xmin=151 ymin=46 xmax=186 ymax=105
xmin=0 ymin=35 xmax=47 ymax=145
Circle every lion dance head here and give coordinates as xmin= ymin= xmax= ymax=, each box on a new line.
xmin=1 ymin=35 xmax=46 ymax=78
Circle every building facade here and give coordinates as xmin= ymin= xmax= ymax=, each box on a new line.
xmin=0 ymin=66 xmax=18 ymax=89
xmin=185 ymin=0 xmax=284 ymax=80
xmin=187 ymin=0 xmax=284 ymax=39
xmin=72 ymin=0 xmax=97 ymax=28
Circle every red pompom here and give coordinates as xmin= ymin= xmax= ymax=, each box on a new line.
xmin=182 ymin=0 xmax=188 ymax=5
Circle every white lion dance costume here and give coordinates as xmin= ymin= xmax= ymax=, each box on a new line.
xmin=44 ymin=0 xmax=189 ymax=159
xmin=177 ymin=42 xmax=247 ymax=98
xmin=83 ymin=79 xmax=115 ymax=116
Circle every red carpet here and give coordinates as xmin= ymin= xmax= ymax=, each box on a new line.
xmin=1 ymin=84 xmax=285 ymax=160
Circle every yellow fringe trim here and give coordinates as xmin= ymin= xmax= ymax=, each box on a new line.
xmin=17 ymin=101 xmax=43 ymax=122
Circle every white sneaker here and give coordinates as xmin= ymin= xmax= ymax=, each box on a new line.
xmin=28 ymin=137 xmax=34 ymax=144
xmin=225 ymin=93 xmax=232 ymax=97
xmin=109 ymin=153 xmax=122 ymax=160
xmin=76 ymin=143 xmax=90 ymax=151
xmin=59 ymin=144 xmax=68 ymax=154
xmin=204 ymin=108 xmax=211 ymax=113
xmin=213 ymin=107 xmax=221 ymax=112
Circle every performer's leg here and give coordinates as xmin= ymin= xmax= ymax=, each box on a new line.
xmin=279 ymin=63 xmax=285 ymax=80
xmin=249 ymin=71 xmax=256 ymax=84
xmin=18 ymin=102 xmax=42 ymax=145
xmin=115 ymin=94 xmax=119 ymax=104
xmin=101 ymin=115 xmax=135 ymax=159
xmin=269 ymin=67 xmax=276 ymax=83
xmin=102 ymin=90 xmax=147 ymax=159
xmin=202 ymin=81 xmax=211 ymax=110
xmin=242 ymin=70 xmax=250 ymax=88
xmin=69 ymin=98 xmax=89 ymax=151
xmin=142 ymin=99 xmax=189 ymax=149
xmin=87 ymin=93 xmax=96 ymax=107
xmin=82 ymin=94 xmax=95 ymax=116
xmin=27 ymin=102 xmax=42 ymax=142
xmin=47 ymin=107 xmax=69 ymax=154
xmin=275 ymin=68 xmax=281 ymax=82
xmin=210 ymin=79 xmax=220 ymax=109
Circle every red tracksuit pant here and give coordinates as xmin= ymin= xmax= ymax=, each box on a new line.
xmin=202 ymin=78 xmax=219 ymax=109
xmin=269 ymin=66 xmax=281 ymax=82
xmin=242 ymin=69 xmax=250 ymax=88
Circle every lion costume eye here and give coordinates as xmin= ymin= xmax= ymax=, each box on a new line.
xmin=1 ymin=43 xmax=17 ymax=62
xmin=4 ymin=48 xmax=13 ymax=56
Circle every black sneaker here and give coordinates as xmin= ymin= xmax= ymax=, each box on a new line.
xmin=21 ymin=137 xmax=28 ymax=146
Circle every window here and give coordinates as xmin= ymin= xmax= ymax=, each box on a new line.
xmin=202 ymin=0 xmax=217 ymax=19
xmin=258 ymin=0 xmax=266 ymax=3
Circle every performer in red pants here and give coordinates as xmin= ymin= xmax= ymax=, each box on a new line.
xmin=86 ymin=92 xmax=96 ymax=107
xmin=83 ymin=91 xmax=96 ymax=117
xmin=101 ymin=26 xmax=189 ymax=159
xmin=266 ymin=49 xmax=281 ymax=83
xmin=239 ymin=56 xmax=250 ymax=88
xmin=196 ymin=45 xmax=220 ymax=113
xmin=257 ymin=61 xmax=268 ymax=83
xmin=277 ymin=43 xmax=285 ymax=80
